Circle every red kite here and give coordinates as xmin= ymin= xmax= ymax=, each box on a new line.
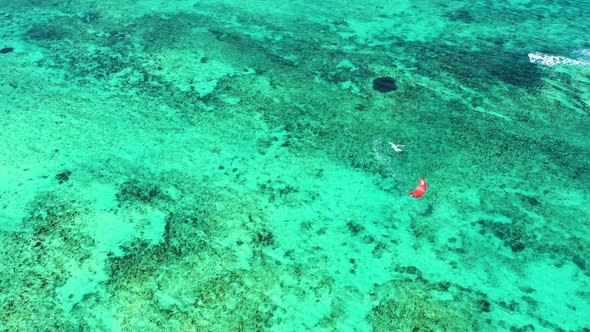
xmin=408 ymin=178 xmax=427 ymax=198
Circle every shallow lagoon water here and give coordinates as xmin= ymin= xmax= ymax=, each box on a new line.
xmin=0 ymin=0 xmax=589 ymax=331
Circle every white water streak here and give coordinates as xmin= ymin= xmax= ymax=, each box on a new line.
xmin=528 ymin=51 xmax=590 ymax=67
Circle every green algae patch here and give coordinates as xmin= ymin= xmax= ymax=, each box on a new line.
xmin=368 ymin=280 xmax=478 ymax=332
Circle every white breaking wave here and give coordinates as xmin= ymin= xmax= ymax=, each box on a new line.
xmin=572 ymin=48 xmax=590 ymax=59
xmin=528 ymin=51 xmax=590 ymax=66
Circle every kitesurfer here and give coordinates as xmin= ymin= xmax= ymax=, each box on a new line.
xmin=389 ymin=142 xmax=405 ymax=153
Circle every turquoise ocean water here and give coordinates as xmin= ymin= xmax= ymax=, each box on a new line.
xmin=1 ymin=0 xmax=589 ymax=331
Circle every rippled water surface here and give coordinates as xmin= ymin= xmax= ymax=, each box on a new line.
xmin=1 ymin=0 xmax=588 ymax=330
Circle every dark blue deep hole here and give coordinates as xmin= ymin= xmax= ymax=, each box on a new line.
xmin=372 ymin=76 xmax=397 ymax=93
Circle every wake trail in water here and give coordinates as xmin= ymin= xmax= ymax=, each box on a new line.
xmin=372 ymin=138 xmax=409 ymax=186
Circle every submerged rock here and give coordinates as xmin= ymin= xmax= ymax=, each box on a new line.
xmin=0 ymin=47 xmax=14 ymax=54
